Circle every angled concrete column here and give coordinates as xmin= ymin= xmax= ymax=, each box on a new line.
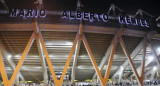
xmin=144 ymin=67 xmax=157 ymax=80
xmin=112 ymin=39 xmax=144 ymax=80
xmin=112 ymin=32 xmax=156 ymax=81
xmin=32 ymin=19 xmax=48 ymax=85
xmin=120 ymin=38 xmax=143 ymax=85
xmin=92 ymin=41 xmax=112 ymax=80
xmin=37 ymin=39 xmax=49 ymax=85
xmin=118 ymin=66 xmax=124 ymax=83
xmin=71 ymin=21 xmax=84 ymax=85
xmin=148 ymin=42 xmax=160 ymax=71
xmin=14 ymin=76 xmax=19 ymax=86
xmin=71 ymin=40 xmax=81 ymax=85
xmin=0 ymin=40 xmax=25 ymax=84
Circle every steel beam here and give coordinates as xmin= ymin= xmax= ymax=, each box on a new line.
xmin=112 ymin=38 xmax=144 ymax=80
xmin=148 ymin=41 xmax=160 ymax=71
xmin=145 ymin=67 xmax=157 ymax=80
xmin=0 ymin=48 xmax=8 ymax=86
xmin=71 ymin=22 xmax=83 ymax=84
xmin=133 ymin=55 xmax=154 ymax=78
xmin=92 ymin=28 xmax=126 ymax=80
xmin=82 ymin=28 xmax=124 ymax=86
xmin=92 ymin=33 xmax=114 ymax=80
xmin=39 ymin=32 xmax=80 ymax=86
xmin=7 ymin=33 xmax=35 ymax=86
xmin=0 ymin=24 xmax=148 ymax=37
xmin=140 ymin=38 xmax=147 ymax=82
xmin=0 ymin=33 xmax=35 ymax=86
xmin=120 ymin=38 xmax=143 ymax=85
xmin=103 ymin=33 xmax=118 ymax=86
xmin=118 ymin=67 xmax=124 ymax=83
xmin=107 ymin=4 xmax=123 ymax=15
xmin=82 ymin=34 xmax=105 ymax=86
xmin=32 ymin=19 xmax=48 ymax=85
xmin=124 ymin=32 xmax=156 ymax=81
xmin=0 ymin=40 xmax=25 ymax=84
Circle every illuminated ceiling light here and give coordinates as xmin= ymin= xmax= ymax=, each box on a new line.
xmin=66 ymin=41 xmax=73 ymax=45
xmin=120 ymin=66 xmax=123 ymax=69
xmin=148 ymin=56 xmax=154 ymax=61
xmin=15 ymin=54 xmax=21 ymax=58
xmin=8 ymin=55 xmax=12 ymax=59
xmin=157 ymin=47 xmax=160 ymax=55
xmin=46 ymin=45 xmax=72 ymax=48
xmin=153 ymin=66 xmax=157 ymax=71
xmin=49 ymin=55 xmax=53 ymax=57
xmin=35 ymin=66 xmax=42 ymax=69
xmin=79 ymin=55 xmax=87 ymax=57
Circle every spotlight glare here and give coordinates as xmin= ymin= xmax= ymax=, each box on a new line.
xmin=8 ymin=55 xmax=12 ymax=59
xmin=157 ymin=47 xmax=160 ymax=55
xmin=120 ymin=66 xmax=123 ymax=69
xmin=153 ymin=66 xmax=157 ymax=71
xmin=148 ymin=56 xmax=154 ymax=61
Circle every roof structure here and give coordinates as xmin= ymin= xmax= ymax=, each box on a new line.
xmin=0 ymin=0 xmax=160 ymax=85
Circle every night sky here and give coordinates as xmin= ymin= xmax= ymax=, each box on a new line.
xmin=80 ymin=0 xmax=159 ymax=17
xmin=0 ymin=0 xmax=159 ymax=18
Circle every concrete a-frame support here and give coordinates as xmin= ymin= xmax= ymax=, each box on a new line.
xmin=0 ymin=41 xmax=25 ymax=85
xmin=120 ymin=38 xmax=143 ymax=86
xmin=0 ymin=33 xmax=35 ymax=86
xmin=71 ymin=22 xmax=84 ymax=85
xmin=92 ymin=38 xmax=113 ymax=80
xmin=83 ymin=28 xmax=124 ymax=86
xmin=112 ymin=39 xmax=145 ymax=80
xmin=39 ymin=32 xmax=80 ymax=86
xmin=118 ymin=66 xmax=124 ymax=83
xmin=144 ymin=67 xmax=157 ymax=80
xmin=112 ymin=32 xmax=156 ymax=81
xmin=148 ymin=42 xmax=160 ymax=71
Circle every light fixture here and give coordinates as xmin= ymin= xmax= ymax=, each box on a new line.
xmin=120 ymin=66 xmax=123 ymax=70
xmin=15 ymin=54 xmax=21 ymax=58
xmin=147 ymin=56 xmax=154 ymax=61
xmin=49 ymin=55 xmax=53 ymax=57
xmin=8 ymin=55 xmax=12 ymax=59
xmin=153 ymin=66 xmax=157 ymax=71
xmin=66 ymin=41 xmax=73 ymax=45
xmin=157 ymin=47 xmax=160 ymax=55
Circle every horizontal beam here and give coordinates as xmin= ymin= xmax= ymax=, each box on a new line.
xmin=0 ymin=24 xmax=148 ymax=37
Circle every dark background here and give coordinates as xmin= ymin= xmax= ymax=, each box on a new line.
xmin=0 ymin=0 xmax=159 ymax=17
